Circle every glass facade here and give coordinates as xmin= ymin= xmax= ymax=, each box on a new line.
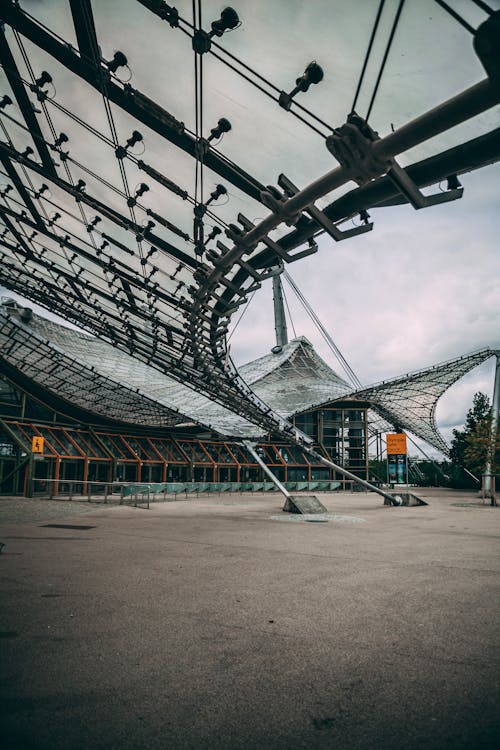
xmin=0 ymin=373 xmax=334 ymax=496
xmin=294 ymin=405 xmax=369 ymax=478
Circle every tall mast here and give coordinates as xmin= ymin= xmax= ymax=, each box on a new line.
xmin=272 ymin=273 xmax=288 ymax=348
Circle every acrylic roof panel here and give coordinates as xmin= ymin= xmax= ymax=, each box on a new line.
xmin=0 ymin=306 xmax=189 ymax=426
xmin=1 ymin=306 xmax=262 ymax=435
xmin=239 ymin=337 xmax=352 ymax=418
xmin=0 ymin=0 xmax=499 ymax=441
xmin=1 ymin=301 xmax=495 ymax=454
xmin=347 ymin=348 xmax=496 ymax=455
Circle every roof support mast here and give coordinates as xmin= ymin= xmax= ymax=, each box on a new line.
xmin=272 ymin=273 xmax=288 ymax=349
xmin=483 ymin=352 xmax=500 ymax=502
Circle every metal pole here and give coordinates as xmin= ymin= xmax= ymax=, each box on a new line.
xmin=272 ymin=274 xmax=288 ymax=347
xmin=243 ymin=441 xmax=291 ymax=499
xmin=484 ymin=352 xmax=500 ymax=496
xmin=304 ymin=446 xmax=398 ymax=505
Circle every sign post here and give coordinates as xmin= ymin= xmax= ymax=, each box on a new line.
xmin=386 ymin=433 xmax=408 ymax=486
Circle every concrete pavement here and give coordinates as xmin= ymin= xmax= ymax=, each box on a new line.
xmin=1 ymin=488 xmax=499 ymax=749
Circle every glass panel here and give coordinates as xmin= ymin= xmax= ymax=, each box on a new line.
xmin=11 ymin=423 xmax=58 ymax=456
xmin=73 ymin=431 xmax=110 ymax=459
xmin=0 ymin=377 xmax=22 ymax=417
xmin=256 ymin=445 xmax=282 ymax=465
xmin=2 ymin=422 xmax=31 ymax=451
xmin=47 ymin=428 xmax=82 ymax=457
xmin=152 ymin=439 xmax=187 ymax=463
xmin=96 ymin=433 xmax=127 ymax=459
xmin=115 ymin=436 xmax=142 ymax=460
xmin=124 ymin=436 xmax=159 ymax=461
xmin=275 ymin=444 xmax=308 ymax=465
xmin=225 ymin=444 xmax=255 ymax=464
xmin=176 ymin=441 xmax=211 ymax=463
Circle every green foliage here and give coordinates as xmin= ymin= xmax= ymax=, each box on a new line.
xmin=464 ymin=414 xmax=500 ymax=475
xmin=368 ymin=458 xmax=386 ymax=482
xmin=410 ymin=459 xmax=452 ymax=487
xmin=449 ymin=392 xmax=493 ymax=488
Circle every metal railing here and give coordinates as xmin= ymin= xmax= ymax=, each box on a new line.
xmin=28 ymin=477 xmax=397 ymax=506
xmin=31 ymin=478 xmax=145 ymax=505
xmin=29 ymin=478 xmax=358 ymax=503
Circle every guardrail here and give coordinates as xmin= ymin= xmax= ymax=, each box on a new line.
xmin=30 ymin=478 xmax=346 ymax=502
xmin=32 ymin=478 xmax=126 ymax=502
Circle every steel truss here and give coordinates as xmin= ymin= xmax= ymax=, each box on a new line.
xmin=348 ymin=349 xmax=496 ymax=455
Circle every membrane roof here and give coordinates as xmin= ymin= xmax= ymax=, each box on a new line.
xmin=1 ymin=302 xmax=495 ymax=454
xmin=0 ymin=0 xmax=499 ymax=440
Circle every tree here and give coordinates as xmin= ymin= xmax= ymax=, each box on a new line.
xmin=464 ymin=414 xmax=500 ymax=476
xmin=449 ymin=392 xmax=492 ymax=488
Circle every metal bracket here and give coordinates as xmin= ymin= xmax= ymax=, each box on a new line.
xmin=387 ymin=162 xmax=463 ymax=209
xmin=325 ymin=113 xmax=392 ymax=185
xmin=259 ymin=186 xmax=302 ymax=226
xmin=277 ymin=174 xmax=373 ymax=241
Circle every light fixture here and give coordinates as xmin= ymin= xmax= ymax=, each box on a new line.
xmin=208 ymin=118 xmax=232 ymax=142
xmin=106 ymin=51 xmax=128 ymax=74
xmin=127 ymin=182 xmax=149 ymax=207
xmin=34 ymin=184 xmax=49 ymax=199
xmin=206 ymin=184 xmax=227 ymax=204
xmin=74 ymin=180 xmax=86 ymax=201
xmin=279 ymin=61 xmax=324 ymax=111
xmin=211 ymin=7 xmax=239 ymax=36
xmin=0 ymin=95 xmax=12 ymax=109
xmin=206 ymin=226 xmax=221 ymax=242
xmin=35 ymin=71 xmax=52 ymax=89
xmin=87 ymin=216 xmax=101 ymax=232
xmin=115 ymin=130 xmax=143 ymax=159
xmin=54 ymin=132 xmax=68 ymax=148
xmin=192 ymin=7 xmax=240 ymax=54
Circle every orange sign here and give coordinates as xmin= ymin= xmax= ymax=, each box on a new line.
xmin=31 ymin=436 xmax=45 ymax=454
xmin=386 ymin=433 xmax=407 ymax=455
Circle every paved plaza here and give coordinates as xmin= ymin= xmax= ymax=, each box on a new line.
xmin=1 ymin=489 xmax=499 ymax=749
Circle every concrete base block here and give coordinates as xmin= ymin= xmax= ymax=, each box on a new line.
xmin=384 ymin=492 xmax=428 ymax=507
xmin=283 ymin=495 xmax=328 ymax=514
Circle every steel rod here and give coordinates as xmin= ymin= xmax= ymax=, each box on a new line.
xmin=304 ymin=446 xmax=398 ymax=505
xmin=243 ymin=441 xmax=291 ymax=499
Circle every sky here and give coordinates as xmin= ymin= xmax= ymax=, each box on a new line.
xmin=227 ymin=161 xmax=500 ymax=453
xmin=1 ymin=0 xmax=499 ymax=458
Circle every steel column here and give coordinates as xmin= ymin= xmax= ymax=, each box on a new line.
xmin=243 ymin=441 xmax=291 ymax=499
xmin=483 ymin=352 xmax=500 ymax=496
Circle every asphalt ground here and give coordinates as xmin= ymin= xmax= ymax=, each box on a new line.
xmin=0 ymin=488 xmax=499 ymax=749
